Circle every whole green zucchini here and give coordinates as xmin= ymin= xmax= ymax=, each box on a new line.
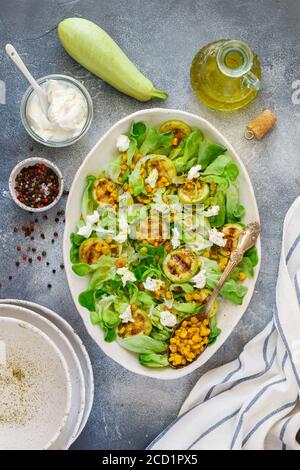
xmin=57 ymin=18 xmax=168 ymax=102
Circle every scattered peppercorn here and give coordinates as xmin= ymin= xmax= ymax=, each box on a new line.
xmin=28 ymin=258 xmax=32 ymax=264
xmin=52 ymin=269 xmax=56 ymax=274
xmin=51 ymin=239 xmax=55 ymax=244
xmin=34 ymin=218 xmax=38 ymax=223
xmin=43 ymin=215 xmax=48 ymax=220
xmin=27 ymin=246 xmax=31 ymax=251
xmin=37 ymin=256 xmax=42 ymax=261
xmin=21 ymin=254 xmax=27 ymax=261
xmin=60 ymin=264 xmax=64 ymax=270
xmin=46 ymin=262 xmax=50 ymax=266
xmin=8 ymin=276 xmax=12 ymax=281
xmin=41 ymin=233 xmax=45 ymax=239
xmin=32 ymin=247 xmax=36 ymax=253
xmin=14 ymin=163 xmax=60 ymax=209
xmin=53 ymin=232 xmax=58 ymax=238
xmin=63 ymin=190 xmax=69 ymax=197
xmin=16 ymin=246 xmax=21 ymax=251
xmin=30 ymin=236 xmax=34 ymax=241
xmin=15 ymin=261 xmax=20 ymax=267
xmin=47 ymin=284 xmax=52 ymax=289
xmin=13 ymin=227 xmax=18 ymax=233
xmin=55 ymin=218 xmax=59 ymax=223
xmin=42 ymin=251 xmax=47 ymax=257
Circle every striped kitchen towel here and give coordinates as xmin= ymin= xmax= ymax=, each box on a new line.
xmin=148 ymin=196 xmax=300 ymax=450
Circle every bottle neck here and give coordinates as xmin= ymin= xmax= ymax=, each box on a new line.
xmin=216 ymin=40 xmax=254 ymax=78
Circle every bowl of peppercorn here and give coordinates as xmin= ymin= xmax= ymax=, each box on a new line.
xmin=9 ymin=157 xmax=64 ymax=212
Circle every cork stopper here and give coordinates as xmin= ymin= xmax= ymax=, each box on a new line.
xmin=245 ymin=109 xmax=277 ymax=140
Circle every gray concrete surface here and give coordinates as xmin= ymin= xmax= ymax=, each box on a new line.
xmin=0 ymin=0 xmax=299 ymax=450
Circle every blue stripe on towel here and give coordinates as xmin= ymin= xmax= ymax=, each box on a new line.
xmin=294 ymin=275 xmax=300 ymax=304
xmin=204 ymin=323 xmax=275 ymax=401
xmin=241 ymin=398 xmax=298 ymax=447
xmin=280 ymin=415 xmax=294 ymax=450
xmin=204 ymin=358 xmax=242 ymax=401
xmin=274 ymin=304 xmax=300 ymax=388
xmin=187 ymin=409 xmax=240 ymax=450
xmin=146 ymin=331 xmax=277 ymax=450
xmin=286 ymin=234 xmax=300 ymax=264
xmin=226 ymin=346 xmax=277 ymax=393
xmin=230 ymin=352 xmax=288 ymax=448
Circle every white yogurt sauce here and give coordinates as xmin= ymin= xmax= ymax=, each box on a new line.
xmin=26 ymin=79 xmax=88 ymax=142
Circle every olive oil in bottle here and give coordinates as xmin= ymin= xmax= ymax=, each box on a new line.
xmin=190 ymin=39 xmax=261 ymax=112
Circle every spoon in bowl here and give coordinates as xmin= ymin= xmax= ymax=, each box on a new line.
xmin=5 ymin=44 xmax=48 ymax=115
xmin=168 ymin=221 xmax=260 ymax=369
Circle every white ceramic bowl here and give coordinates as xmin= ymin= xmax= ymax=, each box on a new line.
xmin=0 ymin=299 xmax=94 ymax=444
xmin=64 ymin=108 xmax=261 ymax=379
xmin=0 ymin=313 xmax=72 ymax=449
xmin=9 ymin=157 xmax=64 ymax=213
xmin=0 ymin=303 xmax=85 ymax=449
xmin=20 ymin=74 xmax=93 ymax=148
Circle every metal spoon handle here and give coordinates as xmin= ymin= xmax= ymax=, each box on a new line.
xmin=203 ymin=222 xmax=260 ymax=316
xmin=5 ymin=44 xmax=48 ymax=115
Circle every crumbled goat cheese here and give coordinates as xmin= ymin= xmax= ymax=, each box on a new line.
xmin=119 ymin=305 xmax=134 ymax=323
xmin=164 ymin=297 xmax=174 ymax=309
xmin=171 ymin=227 xmax=181 ymax=249
xmin=209 ymin=228 xmax=227 ymax=247
xmin=187 ymin=165 xmax=202 ymax=180
xmin=86 ymin=210 xmax=100 ymax=225
xmin=160 ymin=310 xmax=177 ymax=328
xmin=204 ymin=205 xmax=220 ymax=217
xmin=143 ymin=277 xmax=163 ymax=292
xmin=116 ymin=134 xmax=130 ymax=152
xmin=77 ymin=224 xmax=93 ymax=238
xmin=192 ymin=269 xmax=207 ymax=289
xmin=116 ymin=267 xmax=137 ymax=287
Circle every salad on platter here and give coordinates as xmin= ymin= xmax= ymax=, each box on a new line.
xmin=70 ymin=119 xmax=258 ymax=369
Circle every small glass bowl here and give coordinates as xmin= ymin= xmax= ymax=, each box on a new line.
xmin=9 ymin=157 xmax=64 ymax=213
xmin=20 ymin=74 xmax=93 ymax=148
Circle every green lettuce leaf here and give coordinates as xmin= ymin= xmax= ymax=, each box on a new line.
xmin=139 ymin=353 xmax=169 ymax=368
xmin=226 ymin=182 xmax=245 ymax=223
xmin=208 ymin=316 xmax=221 ymax=345
xmin=220 ymin=279 xmax=248 ymax=305
xmin=199 ymin=257 xmax=248 ymax=304
xmin=81 ymin=175 xmax=96 ymax=222
xmin=139 ymin=128 xmax=173 ymax=155
xmin=89 ymin=256 xmax=116 ymax=290
xmin=130 ymin=121 xmax=146 ymax=146
xmin=117 ymin=335 xmax=167 ymax=354
xmin=79 ymin=289 xmax=95 ymax=311
xmin=107 ymin=155 xmax=122 ymax=183
xmin=173 ymin=130 xmax=203 ymax=173
xmin=209 ymin=191 xmax=226 ymax=228
xmin=197 ymin=142 xmax=226 ymax=169
xmin=244 ymin=245 xmax=259 ymax=267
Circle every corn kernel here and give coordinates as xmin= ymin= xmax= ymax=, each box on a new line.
xmin=184 ymin=293 xmax=193 ymax=301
